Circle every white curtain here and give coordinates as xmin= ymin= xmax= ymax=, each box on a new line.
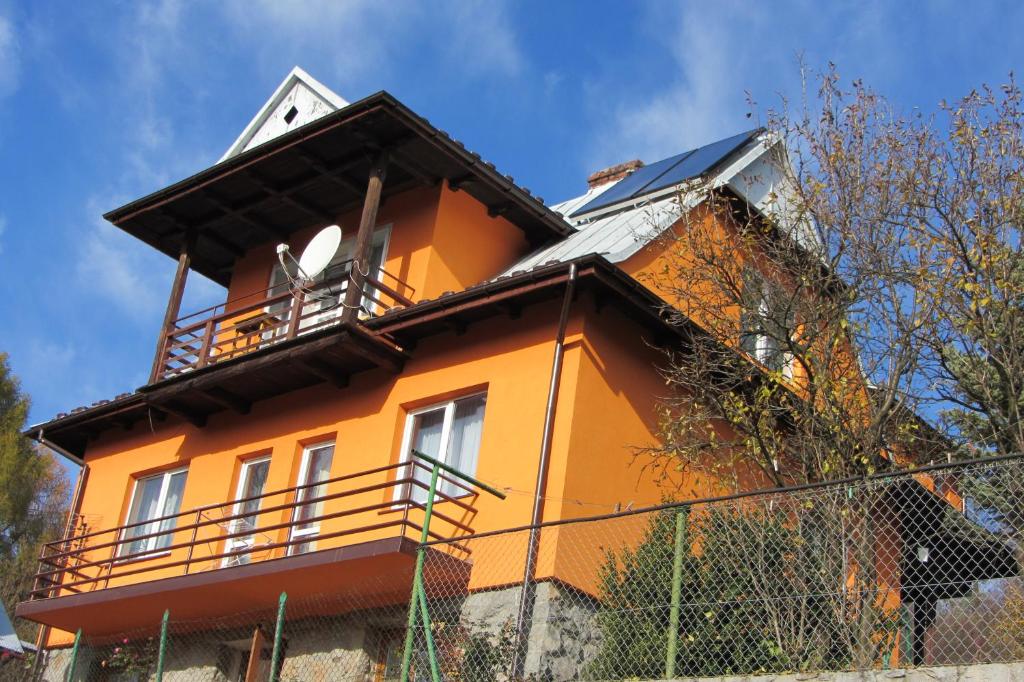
xmin=410 ymin=409 xmax=445 ymax=503
xmin=156 ymin=471 xmax=186 ymax=549
xmin=123 ymin=477 xmax=162 ymax=556
xmin=444 ymin=396 xmax=486 ymax=496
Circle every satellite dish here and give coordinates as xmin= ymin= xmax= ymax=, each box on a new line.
xmin=297 ymin=224 xmax=342 ymax=280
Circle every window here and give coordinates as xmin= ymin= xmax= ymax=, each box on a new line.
xmin=740 ymin=271 xmax=795 ymax=375
xmin=223 ymin=456 xmax=271 ymax=567
xmin=399 ymin=393 xmax=487 ymax=503
xmin=267 ymin=227 xmax=390 ymax=336
xmin=289 ymin=441 xmax=335 ymax=555
xmin=119 ymin=468 xmax=188 ymax=559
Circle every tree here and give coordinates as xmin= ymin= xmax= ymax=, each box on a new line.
xmin=643 ymin=66 xmax=944 ymax=492
xmin=0 ymin=353 xmax=69 ymax=646
xmin=589 ymin=498 xmax=895 ymax=679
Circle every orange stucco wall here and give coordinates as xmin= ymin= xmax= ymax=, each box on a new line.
xmin=224 ymin=182 xmax=529 ymax=311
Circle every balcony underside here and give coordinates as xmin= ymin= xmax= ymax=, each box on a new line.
xmin=17 ymin=536 xmax=467 ymax=639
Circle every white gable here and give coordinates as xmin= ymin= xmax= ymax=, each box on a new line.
xmin=219 ymin=66 xmax=348 ymax=162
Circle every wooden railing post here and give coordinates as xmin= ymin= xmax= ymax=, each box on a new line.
xmin=286 ymin=290 xmax=305 ymax=339
xmin=195 ymin=319 xmax=215 ymax=369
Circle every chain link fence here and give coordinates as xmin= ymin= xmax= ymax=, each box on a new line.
xmin=29 ymin=456 xmax=1024 ymax=681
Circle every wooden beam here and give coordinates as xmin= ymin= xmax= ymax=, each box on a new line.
xmin=448 ymin=174 xmax=473 ymax=191
xmin=499 ymin=302 xmax=522 ymax=319
xmin=200 ymin=387 xmax=251 ymax=415
xmin=245 ymin=625 xmax=268 ymax=682
xmin=158 ymin=402 xmax=208 ymax=428
xmin=390 ymin=151 xmax=438 ymax=186
xmin=447 ymin=317 xmax=468 ymax=336
xmin=342 ymin=152 xmax=389 ymax=322
xmin=487 ymin=203 xmax=514 ymax=218
xmin=243 ymin=169 xmax=335 ymax=223
xmin=161 ymin=210 xmax=245 ymax=257
xmin=292 ymin=358 xmax=350 ymax=388
xmin=149 ymin=234 xmax=194 ymax=384
xmin=200 ymin=189 xmax=289 ymax=241
xmin=294 ymin=149 xmax=366 ymax=196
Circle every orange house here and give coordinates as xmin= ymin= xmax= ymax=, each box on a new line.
xmin=15 ymin=68 xmax=1002 ymax=680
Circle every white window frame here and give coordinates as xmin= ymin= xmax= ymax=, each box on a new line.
xmin=288 ymin=441 xmax=335 ymax=555
xmin=741 ymin=275 xmax=795 ymax=378
xmin=118 ymin=467 xmax=188 ymax=560
xmin=223 ymin=455 xmax=272 ymax=567
xmin=395 ymin=392 xmax=487 ymax=505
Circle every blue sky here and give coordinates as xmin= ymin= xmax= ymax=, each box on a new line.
xmin=1 ymin=0 xmax=1023 ymax=468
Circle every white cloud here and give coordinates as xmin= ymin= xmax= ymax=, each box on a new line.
xmin=218 ymin=0 xmax=523 ymax=87
xmin=76 ymin=208 xmax=163 ymax=316
xmin=585 ymin=1 xmax=927 ymax=170
xmin=0 ymin=10 xmax=19 ymax=97
xmin=445 ymin=1 xmax=522 ymax=77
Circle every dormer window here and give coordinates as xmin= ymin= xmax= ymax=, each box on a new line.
xmin=740 ymin=270 xmax=795 ymax=376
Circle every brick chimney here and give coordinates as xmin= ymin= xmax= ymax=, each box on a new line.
xmin=587 ymin=159 xmax=644 ymax=189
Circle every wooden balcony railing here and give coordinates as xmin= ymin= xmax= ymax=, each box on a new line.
xmin=30 ymin=461 xmax=476 ymax=601
xmin=155 ymin=261 xmax=414 ymax=381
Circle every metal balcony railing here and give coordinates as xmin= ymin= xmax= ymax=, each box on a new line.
xmin=154 ymin=261 xmax=414 ymax=381
xmin=30 ymin=460 xmax=475 ymax=601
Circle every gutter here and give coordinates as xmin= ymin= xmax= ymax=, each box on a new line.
xmin=33 ymin=429 xmax=84 ymax=468
xmin=511 ymin=261 xmax=578 ymax=675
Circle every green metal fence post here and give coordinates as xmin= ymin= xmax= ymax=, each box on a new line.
xmin=666 ymin=507 xmax=689 ymax=679
xmin=401 ymin=462 xmax=442 ymax=682
xmin=155 ymin=609 xmax=169 ymax=681
xmin=64 ymin=628 xmax=81 ymax=682
xmin=269 ymin=591 xmax=287 ymax=682
xmin=399 ymin=450 xmax=506 ymax=682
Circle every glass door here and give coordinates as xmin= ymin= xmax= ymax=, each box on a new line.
xmin=223 ymin=457 xmax=271 ymax=567
xmin=289 ymin=442 xmax=335 ymax=555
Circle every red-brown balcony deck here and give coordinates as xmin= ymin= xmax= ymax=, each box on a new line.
xmin=17 ymin=462 xmax=476 ymax=637
xmin=140 ymin=263 xmax=414 ymax=425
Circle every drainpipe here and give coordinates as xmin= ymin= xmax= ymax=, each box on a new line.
xmin=511 ymin=261 xmax=578 ymax=677
xmin=30 ymin=431 xmax=88 ymax=681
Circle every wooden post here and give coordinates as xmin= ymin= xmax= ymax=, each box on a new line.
xmin=341 ymin=152 xmax=389 ymax=323
xmin=244 ymin=625 xmax=268 ymax=682
xmin=149 ymin=233 xmax=195 ymax=383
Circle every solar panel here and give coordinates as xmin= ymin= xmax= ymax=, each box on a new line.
xmin=571 ymin=129 xmax=760 ymax=217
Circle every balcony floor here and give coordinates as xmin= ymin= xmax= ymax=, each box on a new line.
xmin=17 ymin=536 xmax=468 ymax=639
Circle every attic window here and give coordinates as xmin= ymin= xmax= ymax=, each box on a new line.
xmin=283 ymin=106 xmax=299 ymax=124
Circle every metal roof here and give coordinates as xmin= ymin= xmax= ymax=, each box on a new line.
xmin=505 ymin=191 xmax=695 ymax=275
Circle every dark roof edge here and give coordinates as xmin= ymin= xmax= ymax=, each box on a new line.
xmin=103 ymin=91 xmax=571 ymax=239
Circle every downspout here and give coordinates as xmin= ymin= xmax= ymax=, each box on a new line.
xmin=30 ymin=430 xmax=88 ymax=681
xmin=512 ymin=261 xmax=578 ymax=676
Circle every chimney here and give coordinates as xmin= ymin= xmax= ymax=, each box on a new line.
xmin=587 ymin=159 xmax=644 ymax=189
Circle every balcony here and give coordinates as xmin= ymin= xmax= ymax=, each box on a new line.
xmin=18 ymin=461 xmax=477 ymax=637
xmin=141 ymin=263 xmax=414 ymax=424
xmin=157 ymin=261 xmax=413 ymax=381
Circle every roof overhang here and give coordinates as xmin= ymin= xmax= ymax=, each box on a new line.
xmin=104 ymin=91 xmax=573 ymax=287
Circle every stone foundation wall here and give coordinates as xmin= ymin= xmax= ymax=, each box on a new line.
xmin=34 ymin=583 xmax=591 ymax=681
